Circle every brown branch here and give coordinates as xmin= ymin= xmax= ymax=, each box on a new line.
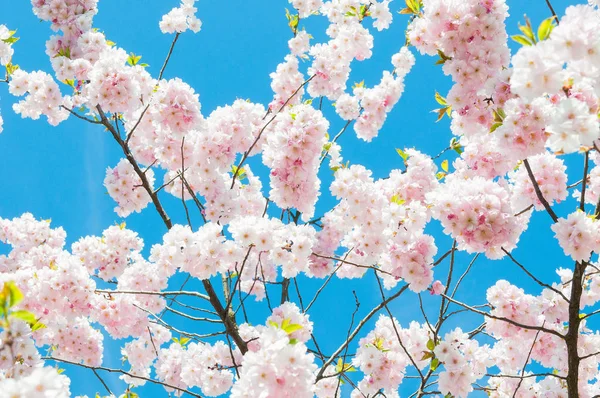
xmin=439 ymin=293 xmax=565 ymax=339
xmin=315 ymin=284 xmax=410 ymax=381
xmin=523 ymin=158 xmax=558 ymax=222
xmin=44 ymin=357 xmax=206 ymax=397
xmin=501 ymin=248 xmax=569 ymax=302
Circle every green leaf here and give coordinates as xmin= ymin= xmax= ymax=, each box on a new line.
xmin=405 ymin=0 xmax=421 ymax=14
xmin=396 ymin=148 xmax=409 ymax=161
xmin=449 ymin=137 xmax=463 ymax=155
xmin=353 ymin=80 xmax=365 ymax=89
xmin=283 ymin=323 xmax=303 ymax=334
xmin=289 ymin=338 xmax=298 ymax=345
xmin=2 ymin=37 xmax=19 ymax=45
xmin=492 ymin=108 xmax=505 ymax=123
xmin=127 ymin=53 xmax=142 ymax=66
xmin=55 ymin=47 xmax=71 ymax=59
xmin=268 ymin=320 xmax=280 ymax=329
xmin=431 ymin=357 xmax=440 ymax=371
xmin=511 ymin=34 xmax=533 ymax=46
xmin=434 ymin=107 xmax=450 ymax=122
xmin=434 ymin=92 xmax=447 ymax=106
xmin=335 ymin=358 xmax=356 ymax=373
xmin=436 ymin=172 xmax=447 ymax=181
xmin=231 ymin=165 xmax=247 ymax=181
xmin=3 ymin=281 xmax=24 ymax=308
xmin=518 ymin=24 xmax=535 ymax=43
xmin=490 ymin=122 xmax=503 ymax=133
xmin=303 ymin=98 xmax=313 ymax=105
xmin=426 ymin=339 xmax=435 ymax=351
xmin=6 ymin=63 xmax=19 ymax=76
xmin=10 ymin=310 xmax=37 ymax=325
xmin=435 ymin=49 xmax=452 ymax=65
xmin=31 ymin=321 xmax=47 ymax=331
xmin=390 ymin=194 xmax=406 ymax=205
xmin=421 ymin=351 xmax=434 ymax=360
xmin=441 ymin=160 xmax=449 ymax=173
xmin=537 ymin=16 xmax=556 ymax=41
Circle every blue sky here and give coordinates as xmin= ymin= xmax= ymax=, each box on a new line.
xmin=0 ymin=0 xmax=587 ymax=396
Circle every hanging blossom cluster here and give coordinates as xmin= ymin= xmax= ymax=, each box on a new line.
xmin=433 ymin=329 xmax=492 ymax=397
xmin=508 ymin=152 xmax=568 ymax=211
xmin=155 ymin=340 xmax=239 ymax=397
xmin=104 ymin=159 xmax=155 ymax=218
xmin=159 ymin=0 xmax=202 ymax=34
xmin=324 ymin=150 xmax=439 ymax=292
xmin=352 ymin=47 xmax=415 ymax=141
xmin=307 ymin=0 xmax=384 ymax=99
xmin=427 ymin=175 xmax=529 ymax=259
xmin=552 ymin=210 xmax=600 ymax=262
xmin=263 ymin=104 xmax=329 ymax=220
xmin=8 ymin=70 xmax=69 ymax=126
xmin=503 ymin=4 xmax=600 ymax=155
xmin=408 ymin=0 xmax=510 ymax=140
xmin=352 ymin=316 xmax=432 ymax=396
xmin=231 ymin=303 xmax=317 ymax=398
xmin=71 ymin=224 xmax=144 ymax=280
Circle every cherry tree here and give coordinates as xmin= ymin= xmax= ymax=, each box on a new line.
xmin=1 ymin=0 xmax=600 ymax=397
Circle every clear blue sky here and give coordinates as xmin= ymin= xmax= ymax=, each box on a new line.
xmin=0 ymin=0 xmax=585 ymax=396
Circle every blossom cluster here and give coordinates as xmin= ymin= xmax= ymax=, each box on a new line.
xmin=0 ymin=366 xmax=71 ymax=398
xmin=159 ymin=0 xmax=202 ymax=34
xmin=508 ymin=152 xmax=568 ymax=211
xmin=353 ymin=47 xmax=415 ymax=141
xmin=325 ymin=150 xmax=439 ymax=291
xmin=434 ymin=329 xmax=491 ymax=397
xmin=353 ymin=316 xmax=431 ymax=396
xmin=104 ymin=158 xmax=155 ymax=218
xmin=232 ymin=303 xmax=317 ymax=398
xmin=72 ymin=224 xmax=144 ymax=280
xmin=428 ymin=175 xmax=528 ymax=259
xmin=551 ymin=210 xmax=600 ymax=262
xmin=0 ymin=25 xmax=15 ymax=66
xmin=263 ymin=104 xmax=329 ymax=220
xmin=8 ymin=70 xmax=69 ymax=126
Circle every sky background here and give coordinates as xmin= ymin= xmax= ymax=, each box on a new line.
xmin=0 ymin=0 xmax=589 ymax=396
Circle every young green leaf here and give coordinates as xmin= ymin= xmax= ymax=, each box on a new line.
xmin=283 ymin=323 xmax=303 ymax=334
xmin=3 ymin=281 xmax=24 ymax=308
xmin=537 ymin=16 xmax=556 ymax=41
xmin=10 ymin=310 xmax=37 ymax=325
xmin=396 ymin=148 xmax=409 ymax=161
xmin=434 ymin=92 xmax=447 ymax=106
xmin=511 ymin=34 xmax=533 ymax=46
xmin=441 ymin=159 xmax=449 ymax=173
